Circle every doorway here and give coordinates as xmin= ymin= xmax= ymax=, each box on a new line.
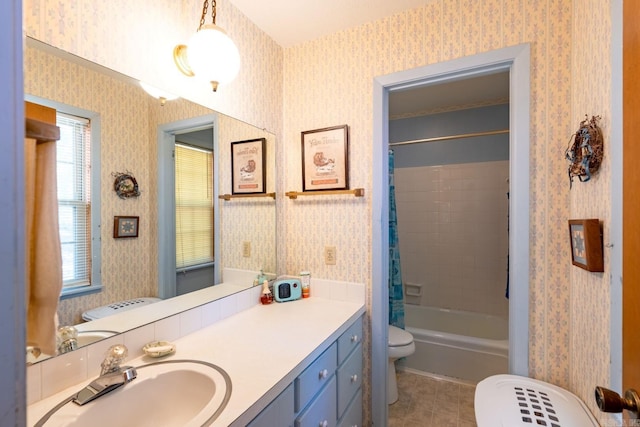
xmin=371 ymin=44 xmax=531 ymax=425
xmin=157 ymin=114 xmax=220 ymax=299
xmin=389 ymin=78 xmax=510 ymax=382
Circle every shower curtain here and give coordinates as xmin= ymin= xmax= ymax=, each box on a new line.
xmin=389 ymin=149 xmax=405 ymax=328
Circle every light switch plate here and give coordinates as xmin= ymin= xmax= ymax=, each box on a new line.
xmin=324 ymin=246 xmax=336 ymax=265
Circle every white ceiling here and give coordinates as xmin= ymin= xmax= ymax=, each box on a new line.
xmin=227 ymin=0 xmax=509 ymax=115
xmin=228 ymin=0 xmax=430 ymax=48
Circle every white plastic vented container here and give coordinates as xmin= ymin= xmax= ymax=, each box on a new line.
xmin=81 ymin=297 xmax=161 ymax=321
xmin=475 ymin=374 xmax=599 ymax=427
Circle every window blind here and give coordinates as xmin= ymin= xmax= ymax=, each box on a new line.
xmin=56 ymin=112 xmax=91 ymax=288
xmin=175 ymin=143 xmax=214 ymax=269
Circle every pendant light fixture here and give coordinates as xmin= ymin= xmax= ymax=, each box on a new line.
xmin=173 ymin=0 xmax=240 ymax=92
xmin=139 ymin=82 xmax=179 ymax=106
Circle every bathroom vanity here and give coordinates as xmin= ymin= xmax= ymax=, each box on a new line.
xmin=27 ymin=284 xmax=365 ymax=427
xmin=248 ymin=316 xmax=363 ymax=427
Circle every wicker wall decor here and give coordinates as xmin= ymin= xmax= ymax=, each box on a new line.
xmin=565 ymin=115 xmax=603 ymax=187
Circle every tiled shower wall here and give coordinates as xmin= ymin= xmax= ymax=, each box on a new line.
xmin=394 ymin=160 xmax=509 ymax=319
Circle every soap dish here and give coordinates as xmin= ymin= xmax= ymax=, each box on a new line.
xmin=143 ymin=340 xmax=176 ymax=358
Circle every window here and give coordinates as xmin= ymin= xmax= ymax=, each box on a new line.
xmin=175 ymin=143 xmax=214 ymax=269
xmin=56 ymin=111 xmax=98 ymax=295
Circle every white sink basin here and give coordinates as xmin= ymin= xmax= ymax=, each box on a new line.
xmin=76 ymin=330 xmax=117 ymax=347
xmin=30 ymin=360 xmax=231 ymax=427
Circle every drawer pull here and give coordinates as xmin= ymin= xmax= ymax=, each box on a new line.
xmin=350 ymin=334 xmax=359 ymax=343
xmin=319 ymin=369 xmax=329 ymax=379
xmin=350 ymin=374 xmax=358 ymax=383
xmin=319 ymin=420 xmax=328 ymax=427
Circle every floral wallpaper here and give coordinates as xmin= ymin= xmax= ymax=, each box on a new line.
xmin=217 ymin=115 xmax=277 ymax=274
xmin=282 ymin=0 xmax=613 ymax=423
xmin=24 ymin=0 xmax=618 ymax=424
xmin=569 ymin=0 xmax=614 ymax=425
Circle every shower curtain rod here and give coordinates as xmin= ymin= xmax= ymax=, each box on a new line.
xmin=389 ymin=129 xmax=509 ymax=147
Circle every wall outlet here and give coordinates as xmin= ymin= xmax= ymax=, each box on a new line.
xmin=324 ymin=246 xmax=337 ymax=265
xmin=242 ymin=241 xmax=251 ymax=258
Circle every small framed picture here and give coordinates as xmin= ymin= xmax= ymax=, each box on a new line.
xmin=113 ymin=216 xmax=139 ymax=238
xmin=568 ymin=219 xmax=603 ymax=272
xmin=231 ymin=138 xmax=266 ymax=194
xmin=301 ymin=125 xmax=349 ymax=191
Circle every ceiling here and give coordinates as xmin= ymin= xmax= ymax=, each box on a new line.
xmin=388 ymin=72 xmax=510 ymax=117
xmin=228 ymin=0 xmax=429 ymax=48
xmin=227 ymin=0 xmax=509 ymax=116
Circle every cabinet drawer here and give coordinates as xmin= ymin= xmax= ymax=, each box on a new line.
xmin=295 ymin=343 xmax=337 ymax=412
xmin=248 ymin=383 xmax=294 ymax=427
xmin=337 ymin=317 xmax=362 ymax=364
xmin=295 ymin=376 xmax=337 ymax=427
xmin=338 ymin=389 xmax=362 ymax=427
xmin=336 ymin=343 xmax=362 ymax=417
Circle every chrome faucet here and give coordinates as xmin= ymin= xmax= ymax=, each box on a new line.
xmin=72 ymin=344 xmax=137 ymax=406
xmin=56 ymin=325 xmax=78 ymax=354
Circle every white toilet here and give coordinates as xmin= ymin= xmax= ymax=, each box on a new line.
xmin=388 ymin=325 xmax=415 ymax=404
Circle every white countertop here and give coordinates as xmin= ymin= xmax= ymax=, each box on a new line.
xmin=28 ymin=296 xmax=365 ymax=426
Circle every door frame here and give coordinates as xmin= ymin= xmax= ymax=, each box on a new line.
xmin=2 ymin=0 xmax=25 ymax=423
xmin=371 ymin=44 xmax=531 ymax=425
xmin=157 ymin=114 xmax=220 ymax=299
xmin=609 ymin=0 xmax=623 ymax=396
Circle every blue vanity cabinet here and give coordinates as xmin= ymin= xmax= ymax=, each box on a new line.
xmin=295 ymin=343 xmax=338 ymax=413
xmin=336 ymin=317 xmax=363 ymax=426
xmin=338 ymin=390 xmax=362 ymax=427
xmin=295 ymin=375 xmax=337 ymax=427
xmin=337 ymin=317 xmax=362 ymax=363
xmin=247 ymin=384 xmax=295 ymax=427
xmin=295 ymin=316 xmax=363 ymax=427
xmin=247 ymin=315 xmax=363 ymax=427
xmin=294 ymin=343 xmax=337 ymax=427
xmin=336 ymin=343 xmax=362 ymax=417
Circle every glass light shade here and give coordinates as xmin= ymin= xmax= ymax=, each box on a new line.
xmin=187 ymin=24 xmax=240 ymax=91
xmin=139 ymin=82 xmax=179 ymax=102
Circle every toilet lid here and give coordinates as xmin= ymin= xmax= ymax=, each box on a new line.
xmin=388 ymin=325 xmax=413 ymax=347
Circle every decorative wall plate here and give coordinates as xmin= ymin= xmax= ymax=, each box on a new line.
xmin=113 ymin=172 xmax=140 ymax=199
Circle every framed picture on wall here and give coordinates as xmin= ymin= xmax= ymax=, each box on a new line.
xmin=568 ymin=219 xmax=603 ymax=272
xmin=113 ymin=216 xmax=139 ymax=238
xmin=301 ymin=125 xmax=349 ymax=191
xmin=231 ymin=138 xmax=266 ymax=194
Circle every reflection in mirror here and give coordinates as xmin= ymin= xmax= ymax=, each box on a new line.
xmin=24 ymin=37 xmax=276 ymax=363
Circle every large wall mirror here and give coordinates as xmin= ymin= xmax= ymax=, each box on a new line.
xmin=25 ymin=37 xmax=276 ymax=363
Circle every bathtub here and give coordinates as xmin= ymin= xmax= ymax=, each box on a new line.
xmin=402 ymin=304 xmax=509 ymax=383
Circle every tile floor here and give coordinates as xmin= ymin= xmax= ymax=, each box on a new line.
xmin=388 ymin=370 xmax=478 ymax=427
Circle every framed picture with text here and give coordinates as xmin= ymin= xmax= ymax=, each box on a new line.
xmin=301 ymin=125 xmax=349 ymax=191
xmin=231 ymin=138 xmax=266 ymax=194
